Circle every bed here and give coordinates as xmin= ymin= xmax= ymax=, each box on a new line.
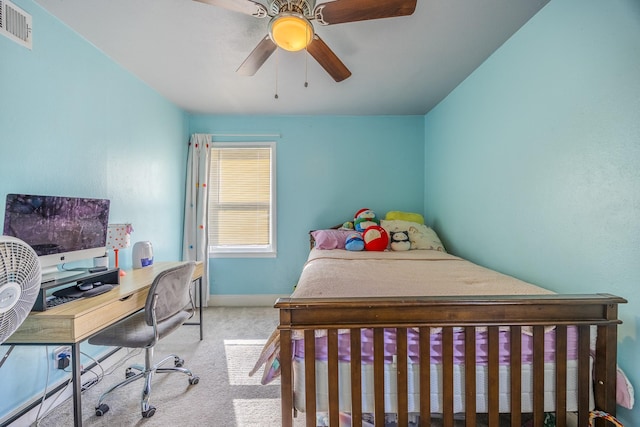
xmin=252 ymin=223 xmax=629 ymax=427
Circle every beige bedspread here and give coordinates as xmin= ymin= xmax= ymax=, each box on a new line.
xmin=250 ymin=249 xmax=554 ymax=384
xmin=291 ymin=249 xmax=554 ymax=299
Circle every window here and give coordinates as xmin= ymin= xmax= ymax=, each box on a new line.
xmin=208 ymin=142 xmax=276 ymax=257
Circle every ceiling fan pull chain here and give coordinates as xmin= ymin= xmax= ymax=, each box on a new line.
xmin=304 ymin=56 xmax=309 ymax=88
xmin=275 ymin=48 xmax=279 ymax=99
xmin=304 ymin=29 xmax=309 ymax=88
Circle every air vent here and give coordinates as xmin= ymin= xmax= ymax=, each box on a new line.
xmin=0 ymin=0 xmax=32 ymax=50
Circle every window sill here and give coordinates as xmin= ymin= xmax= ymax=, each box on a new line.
xmin=209 ymin=251 xmax=277 ymax=259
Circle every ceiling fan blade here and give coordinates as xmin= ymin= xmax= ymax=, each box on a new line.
xmin=306 ymin=35 xmax=352 ymax=82
xmin=236 ymin=35 xmax=277 ymax=76
xmin=314 ymin=0 xmax=417 ymax=25
xmin=193 ymin=0 xmax=268 ymax=18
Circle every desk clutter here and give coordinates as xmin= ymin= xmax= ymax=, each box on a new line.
xmin=33 ymin=268 xmax=120 ymax=311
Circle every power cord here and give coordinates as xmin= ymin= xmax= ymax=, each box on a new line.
xmin=79 ymin=351 xmax=104 ymax=391
xmin=79 ymin=347 xmax=142 ymax=391
xmin=32 ymin=346 xmax=144 ymax=424
xmin=34 ymin=346 xmax=72 ymax=426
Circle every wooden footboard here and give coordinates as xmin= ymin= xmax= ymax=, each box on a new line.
xmin=276 ymin=293 xmax=626 ymax=427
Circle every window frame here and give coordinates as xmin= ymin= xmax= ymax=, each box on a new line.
xmin=207 ymin=141 xmax=277 ymax=259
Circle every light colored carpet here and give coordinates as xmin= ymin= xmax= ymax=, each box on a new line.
xmin=36 ymin=306 xmax=299 ymax=427
xmin=30 ymin=307 xmax=550 ymax=427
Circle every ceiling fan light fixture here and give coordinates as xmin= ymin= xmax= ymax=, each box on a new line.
xmin=269 ymin=13 xmax=314 ymax=52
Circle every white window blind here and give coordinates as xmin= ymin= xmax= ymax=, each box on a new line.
xmin=208 ymin=142 xmax=276 ymax=257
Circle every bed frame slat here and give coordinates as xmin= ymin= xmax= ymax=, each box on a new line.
xmin=350 ymin=328 xmax=363 ymax=426
xmin=396 ymin=328 xmax=408 ymax=426
xmin=464 ymin=327 xmax=477 ymax=425
xmin=577 ymin=324 xmax=591 ymax=426
xmin=532 ymin=325 xmax=545 ymax=425
xmin=327 ymin=329 xmax=339 ymax=425
xmin=373 ymin=328 xmax=385 ymax=427
xmin=509 ymin=325 xmax=522 ymax=427
xmin=419 ymin=327 xmax=431 ymax=426
xmin=442 ymin=326 xmax=454 ymax=426
xmin=555 ymin=325 xmax=568 ymax=427
xmin=487 ymin=326 xmax=499 ymax=426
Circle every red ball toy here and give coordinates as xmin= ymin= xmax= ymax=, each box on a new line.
xmin=363 ymin=225 xmax=389 ymax=251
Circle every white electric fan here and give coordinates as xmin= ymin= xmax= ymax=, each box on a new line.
xmin=0 ymin=236 xmax=41 ymax=345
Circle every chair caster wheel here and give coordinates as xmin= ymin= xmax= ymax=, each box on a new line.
xmin=175 ymin=358 xmax=184 ymax=367
xmin=189 ymin=376 xmax=200 ymax=385
xmin=142 ymin=406 xmax=156 ymax=418
xmin=95 ymin=403 xmax=109 ymax=416
xmin=125 ymin=368 xmax=135 ymax=378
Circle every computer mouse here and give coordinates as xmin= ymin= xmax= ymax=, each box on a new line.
xmin=77 ymin=282 xmax=94 ymax=291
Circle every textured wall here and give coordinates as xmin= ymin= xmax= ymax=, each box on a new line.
xmin=424 ymin=0 xmax=640 ymax=422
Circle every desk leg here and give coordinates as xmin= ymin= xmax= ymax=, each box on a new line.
xmin=198 ymin=277 xmax=203 ymax=340
xmin=185 ymin=277 xmax=204 ymax=341
xmin=71 ymin=343 xmax=83 ymax=427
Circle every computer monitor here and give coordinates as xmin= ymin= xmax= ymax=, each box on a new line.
xmin=3 ymin=193 xmax=110 ymax=282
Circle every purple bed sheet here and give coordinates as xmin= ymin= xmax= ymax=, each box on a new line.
xmin=293 ymin=326 xmax=579 ymax=365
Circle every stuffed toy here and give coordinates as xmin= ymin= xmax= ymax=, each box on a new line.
xmin=389 ymin=231 xmax=410 ymax=251
xmin=345 ymin=232 xmax=364 ymax=251
xmin=363 ymin=225 xmax=389 ymax=251
xmin=341 ymin=221 xmax=354 ymax=230
xmin=354 ymin=208 xmax=380 ymax=232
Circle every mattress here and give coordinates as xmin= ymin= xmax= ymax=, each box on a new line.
xmin=291 ymin=249 xmax=556 ymax=300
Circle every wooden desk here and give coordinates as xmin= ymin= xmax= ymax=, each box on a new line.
xmin=6 ymin=261 xmax=204 ymax=427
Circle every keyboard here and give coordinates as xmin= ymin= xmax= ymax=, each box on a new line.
xmin=47 ymin=284 xmax=115 ymax=308
xmin=47 ymin=295 xmax=81 ymax=308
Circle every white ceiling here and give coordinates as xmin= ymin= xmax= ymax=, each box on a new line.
xmin=34 ymin=0 xmax=549 ymax=115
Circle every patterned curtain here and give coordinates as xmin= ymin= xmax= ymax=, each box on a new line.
xmin=183 ymin=134 xmax=211 ymax=306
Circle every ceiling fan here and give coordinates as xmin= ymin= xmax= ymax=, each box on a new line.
xmin=194 ymin=0 xmax=417 ymax=82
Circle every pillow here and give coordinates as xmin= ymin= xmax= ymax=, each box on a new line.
xmin=381 ymin=220 xmax=446 ymax=252
xmin=385 ymin=211 xmax=425 ymax=225
xmin=311 ymin=229 xmax=354 ymax=250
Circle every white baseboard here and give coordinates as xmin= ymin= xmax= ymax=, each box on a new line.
xmin=207 ymin=294 xmax=289 ymax=307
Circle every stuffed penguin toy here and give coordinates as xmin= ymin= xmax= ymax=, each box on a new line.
xmin=354 ymin=208 xmax=380 ymax=232
xmin=345 ymin=232 xmax=364 ymax=251
xmin=390 ymin=231 xmax=411 ymax=251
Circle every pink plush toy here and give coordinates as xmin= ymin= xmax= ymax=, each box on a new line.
xmin=363 ymin=225 xmax=389 ymax=251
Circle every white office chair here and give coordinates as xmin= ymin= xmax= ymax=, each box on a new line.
xmin=88 ymin=261 xmax=200 ymax=418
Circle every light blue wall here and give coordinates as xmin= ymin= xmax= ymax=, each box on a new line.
xmin=424 ymin=0 xmax=639 ymax=422
xmin=189 ymin=115 xmax=425 ymax=295
xmin=0 ymin=0 xmax=188 ymax=421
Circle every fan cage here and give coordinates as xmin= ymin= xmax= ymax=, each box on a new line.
xmin=0 ymin=237 xmax=41 ymax=343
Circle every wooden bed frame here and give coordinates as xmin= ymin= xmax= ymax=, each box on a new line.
xmin=273 ymin=233 xmax=626 ymax=426
xmin=276 ymin=294 xmax=625 ymax=427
